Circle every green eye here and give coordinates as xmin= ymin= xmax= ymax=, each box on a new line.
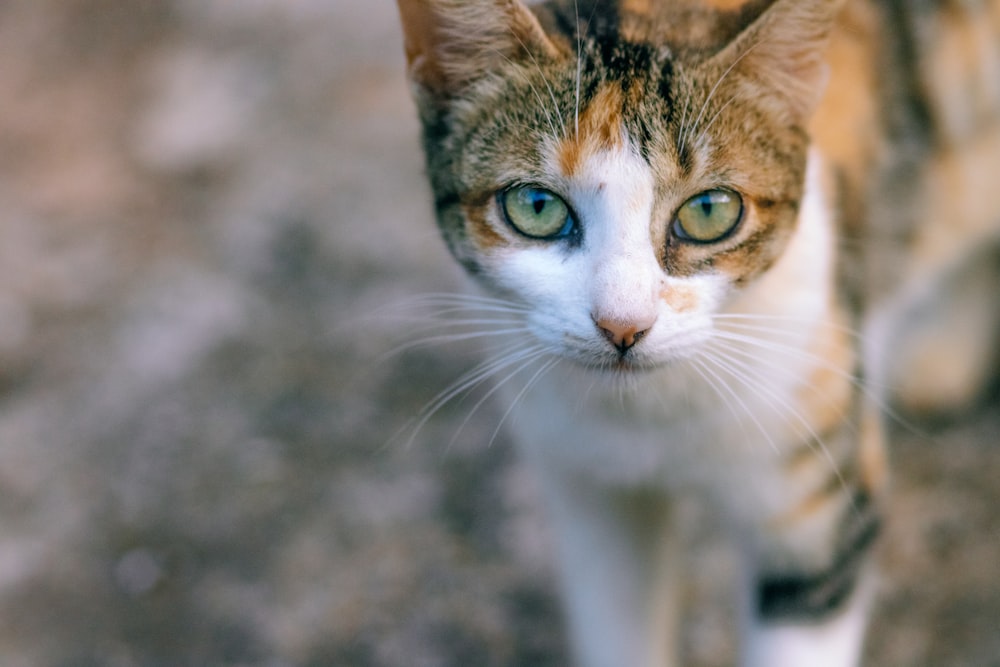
xmin=500 ymin=186 xmax=573 ymax=239
xmin=674 ymin=189 xmax=743 ymax=243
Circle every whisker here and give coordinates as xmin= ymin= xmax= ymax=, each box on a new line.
xmin=396 ymin=342 xmax=551 ymax=449
xmin=448 ymin=347 xmax=560 ymax=450
xmin=505 ymin=30 xmax=567 ymax=138
xmin=699 ymin=344 xmax=858 ymax=510
xmin=487 ymin=355 xmax=562 ymax=447
xmin=685 ymin=356 xmax=756 ymax=446
xmin=680 ymin=37 xmax=766 ymax=155
xmin=378 ymin=326 xmax=531 ymax=362
xmin=486 ymin=46 xmax=561 ymax=137
xmin=369 ymin=292 xmax=531 ymax=324
xmin=402 ymin=291 xmax=523 ymax=306
xmin=709 ymin=325 xmax=925 ymax=438
xmin=712 ymin=312 xmax=865 ymax=339
xmin=690 ymin=94 xmax=738 ymax=152
xmin=708 ymin=329 xmax=866 ymax=388
xmin=404 ymin=299 xmax=531 ymax=315
xmin=689 ymin=354 xmax=780 ymax=454
xmin=675 ymin=88 xmax=694 ymax=157
xmin=574 ymin=0 xmax=582 ymax=138
xmin=401 ymin=316 xmax=529 ymax=330
xmin=706 ymin=340 xmax=852 ymax=438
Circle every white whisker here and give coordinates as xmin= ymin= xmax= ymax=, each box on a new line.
xmin=679 ymin=37 xmax=765 ymax=155
xmin=486 ymin=45 xmax=561 ymax=137
xmin=574 ymin=0 xmax=582 ymax=138
xmin=506 ymin=29 xmax=567 ymax=138
xmin=690 ymin=354 xmax=781 ymax=454
xmin=708 ymin=328 xmax=875 ymax=394
xmin=379 ymin=326 xmax=531 ymax=363
xmin=699 ymin=344 xmax=855 ymax=502
xmin=691 ymin=94 xmax=738 ymax=152
xmin=398 ymin=342 xmax=551 ymax=449
xmin=685 ymin=356 xmax=755 ymax=446
xmin=487 ymin=356 xmax=562 ymax=447
xmin=675 ymin=89 xmax=694 ymax=157
xmin=448 ymin=347 xmax=560 ymax=450
xmin=712 ymin=312 xmax=865 ymax=339
xmin=709 ymin=319 xmax=925 ymax=439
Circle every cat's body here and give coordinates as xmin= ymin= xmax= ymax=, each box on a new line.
xmin=395 ymin=1 xmax=1000 ymax=665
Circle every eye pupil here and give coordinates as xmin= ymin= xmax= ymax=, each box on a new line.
xmin=700 ymin=199 xmax=713 ymax=216
xmin=533 ymin=197 xmax=546 ymax=214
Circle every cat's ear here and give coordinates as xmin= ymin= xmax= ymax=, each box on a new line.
xmin=396 ymin=0 xmax=561 ymax=98
xmin=706 ymin=0 xmax=845 ymax=124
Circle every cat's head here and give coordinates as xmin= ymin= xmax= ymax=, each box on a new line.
xmin=397 ymin=0 xmax=841 ymax=371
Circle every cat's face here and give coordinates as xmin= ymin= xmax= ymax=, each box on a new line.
xmin=399 ymin=0 xmax=840 ymax=372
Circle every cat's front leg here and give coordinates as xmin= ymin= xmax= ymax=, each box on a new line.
xmin=536 ymin=465 xmax=680 ymax=667
xmin=738 ymin=411 xmax=886 ymax=667
xmin=742 ymin=572 xmax=875 ymax=667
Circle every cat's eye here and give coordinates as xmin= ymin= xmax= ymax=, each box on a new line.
xmin=500 ymin=186 xmax=574 ymax=239
xmin=673 ymin=189 xmax=743 ymax=243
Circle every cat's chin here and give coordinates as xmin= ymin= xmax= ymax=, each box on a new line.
xmin=582 ymin=355 xmax=665 ymax=375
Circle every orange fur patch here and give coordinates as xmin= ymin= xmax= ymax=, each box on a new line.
xmin=701 ymin=0 xmax=750 ymax=10
xmin=916 ymin=124 xmax=1000 ymax=274
xmin=659 ymin=286 xmax=698 ymax=313
xmin=795 ymin=324 xmax=854 ymax=442
xmin=464 ymin=203 xmax=507 ymax=251
xmin=558 ymin=83 xmax=625 ymax=177
xmin=619 ymin=0 xmax=654 ymax=41
xmin=783 ymin=441 xmax=820 ymax=474
xmin=809 ymin=0 xmax=879 ymax=206
xmin=769 ymin=472 xmax=845 ymax=530
xmin=857 ymin=403 xmax=888 ymax=498
xmin=621 ymin=0 xmax=653 ymax=16
xmin=923 ymin=3 xmax=1000 ymax=142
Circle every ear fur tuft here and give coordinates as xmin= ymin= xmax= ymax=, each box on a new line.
xmin=396 ymin=0 xmax=561 ymax=97
xmin=706 ymin=0 xmax=846 ymax=124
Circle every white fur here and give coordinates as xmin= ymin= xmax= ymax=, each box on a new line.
xmin=491 ymin=142 xmax=865 ymax=666
xmin=741 ymin=571 xmax=875 ymax=667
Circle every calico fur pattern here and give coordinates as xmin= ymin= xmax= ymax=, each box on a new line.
xmin=396 ymin=1 xmax=1000 ymax=665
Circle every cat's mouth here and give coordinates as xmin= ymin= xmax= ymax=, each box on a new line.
xmin=558 ymin=331 xmax=672 ymax=373
xmin=554 ymin=336 xmax=662 ymax=374
xmin=584 ymin=352 xmax=662 ymax=375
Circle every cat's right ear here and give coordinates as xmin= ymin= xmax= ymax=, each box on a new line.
xmin=705 ymin=0 xmax=846 ymax=125
xmin=396 ymin=0 xmax=561 ymax=98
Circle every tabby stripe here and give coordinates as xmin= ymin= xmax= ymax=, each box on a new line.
xmin=434 ymin=192 xmax=461 ymax=211
xmin=782 ymin=417 xmax=849 ymax=473
xmin=880 ymin=0 xmax=937 ymax=149
xmin=757 ymin=493 xmax=880 ymax=622
xmin=771 ymin=461 xmax=859 ymax=533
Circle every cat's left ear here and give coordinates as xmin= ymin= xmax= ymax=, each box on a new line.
xmin=705 ymin=0 xmax=846 ymax=124
xmin=396 ymin=0 xmax=561 ymax=99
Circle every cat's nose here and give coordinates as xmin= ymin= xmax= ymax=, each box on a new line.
xmin=594 ymin=316 xmax=655 ymax=354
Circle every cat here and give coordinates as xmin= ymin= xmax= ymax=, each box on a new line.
xmin=394 ymin=0 xmax=1000 ymax=665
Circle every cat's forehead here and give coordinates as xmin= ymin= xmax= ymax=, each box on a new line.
xmin=557 ymin=83 xmax=628 ymax=178
xmin=533 ymin=0 xmax=765 ymax=55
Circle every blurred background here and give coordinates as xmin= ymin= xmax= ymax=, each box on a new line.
xmin=0 ymin=1 xmax=997 ymax=665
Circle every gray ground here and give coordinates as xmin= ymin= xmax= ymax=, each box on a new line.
xmin=1 ymin=1 xmax=998 ymax=665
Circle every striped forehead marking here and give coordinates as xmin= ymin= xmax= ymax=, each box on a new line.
xmin=557 ymin=82 xmax=626 ymax=178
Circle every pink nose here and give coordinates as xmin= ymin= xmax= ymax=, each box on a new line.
xmin=594 ymin=316 xmax=654 ymax=353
